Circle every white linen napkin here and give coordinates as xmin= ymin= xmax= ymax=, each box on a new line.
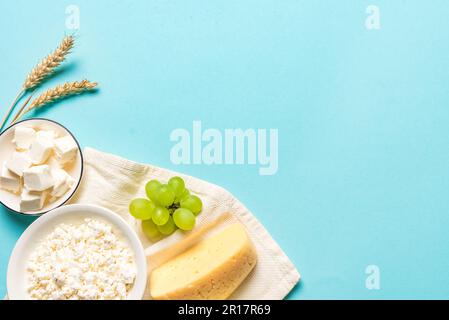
xmin=68 ymin=147 xmax=300 ymax=300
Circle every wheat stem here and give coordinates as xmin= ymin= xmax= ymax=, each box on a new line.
xmin=15 ymin=80 xmax=98 ymax=121
xmin=0 ymin=90 xmax=24 ymax=131
xmin=2 ymin=35 xmax=75 ymax=130
xmin=11 ymin=92 xmax=35 ymax=124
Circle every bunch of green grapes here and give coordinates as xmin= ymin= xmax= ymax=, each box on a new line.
xmin=129 ymin=176 xmax=203 ymax=239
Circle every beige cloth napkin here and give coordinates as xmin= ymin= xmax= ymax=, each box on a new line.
xmin=69 ymin=147 xmax=300 ymax=300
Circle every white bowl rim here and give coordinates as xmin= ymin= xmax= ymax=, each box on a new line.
xmin=0 ymin=118 xmax=84 ymax=216
xmin=7 ymin=204 xmax=148 ymax=300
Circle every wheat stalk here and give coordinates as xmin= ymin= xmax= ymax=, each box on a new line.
xmin=29 ymin=80 xmax=97 ymax=110
xmin=0 ymin=91 xmax=24 ymax=130
xmin=1 ymin=35 xmax=75 ymax=131
xmin=23 ymin=35 xmax=75 ymax=90
xmin=10 ymin=93 xmax=35 ymax=124
xmin=13 ymin=80 xmax=98 ymax=122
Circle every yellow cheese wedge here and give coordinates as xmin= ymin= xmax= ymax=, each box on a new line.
xmin=150 ymin=223 xmax=257 ymax=300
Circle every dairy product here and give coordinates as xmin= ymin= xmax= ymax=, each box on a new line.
xmin=20 ymin=189 xmax=47 ymax=212
xmin=50 ymin=168 xmax=75 ymax=197
xmin=54 ymin=136 xmax=77 ymax=164
xmin=150 ymin=223 xmax=257 ymax=300
xmin=0 ymin=124 xmax=79 ymax=213
xmin=27 ymin=218 xmax=137 ymax=300
xmin=23 ymin=165 xmax=54 ymax=191
xmin=29 ymin=136 xmax=54 ymax=165
xmin=47 ymin=155 xmax=63 ymax=170
xmin=36 ymin=130 xmax=57 ymax=141
xmin=0 ymin=162 xmax=21 ymax=194
xmin=13 ymin=126 xmax=36 ymax=150
xmin=5 ymin=151 xmax=32 ymax=177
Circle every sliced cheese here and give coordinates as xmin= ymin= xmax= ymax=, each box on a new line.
xmin=150 ymin=223 xmax=257 ymax=300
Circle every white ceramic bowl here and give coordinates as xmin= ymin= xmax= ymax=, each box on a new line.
xmin=0 ymin=118 xmax=83 ymax=216
xmin=7 ymin=204 xmax=148 ymax=300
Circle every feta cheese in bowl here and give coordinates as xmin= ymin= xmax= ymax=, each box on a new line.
xmin=7 ymin=204 xmax=148 ymax=300
xmin=0 ymin=118 xmax=83 ymax=215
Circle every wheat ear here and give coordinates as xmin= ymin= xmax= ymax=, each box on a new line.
xmin=13 ymin=80 xmax=98 ymax=122
xmin=1 ymin=35 xmax=75 ymax=131
xmin=23 ymin=35 xmax=75 ymax=90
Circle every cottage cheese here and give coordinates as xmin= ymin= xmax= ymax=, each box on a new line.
xmin=27 ymin=218 xmax=137 ymax=300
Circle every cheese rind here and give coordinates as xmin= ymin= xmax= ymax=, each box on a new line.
xmin=150 ymin=223 xmax=257 ymax=300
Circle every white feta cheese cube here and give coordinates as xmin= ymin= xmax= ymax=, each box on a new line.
xmin=5 ymin=151 xmax=32 ymax=177
xmin=20 ymin=189 xmax=47 ymax=212
xmin=23 ymin=165 xmax=54 ymax=191
xmin=51 ymin=168 xmax=75 ymax=198
xmin=36 ymin=130 xmax=58 ymax=141
xmin=54 ymin=136 xmax=78 ymax=165
xmin=29 ymin=137 xmax=54 ymax=165
xmin=13 ymin=126 xmax=36 ymax=150
xmin=47 ymin=156 xmax=62 ymax=169
xmin=0 ymin=162 xmax=21 ymax=193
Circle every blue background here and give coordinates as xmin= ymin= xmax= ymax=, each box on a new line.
xmin=1 ymin=0 xmax=448 ymax=299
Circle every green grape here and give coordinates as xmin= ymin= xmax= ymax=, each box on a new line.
xmin=129 ymin=198 xmax=155 ymax=220
xmin=168 ymin=176 xmax=185 ymax=197
xmin=175 ymin=188 xmax=190 ymax=203
xmin=142 ymin=219 xmax=160 ymax=239
xmin=145 ymin=180 xmax=161 ymax=202
xmin=152 ymin=206 xmax=170 ymax=226
xmin=180 ymin=195 xmax=203 ymax=215
xmin=173 ymin=208 xmax=196 ymax=231
xmin=157 ymin=216 xmax=177 ymax=236
xmin=156 ymin=185 xmax=175 ymax=207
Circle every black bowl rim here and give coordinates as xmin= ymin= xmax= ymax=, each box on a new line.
xmin=0 ymin=118 xmax=84 ymax=217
